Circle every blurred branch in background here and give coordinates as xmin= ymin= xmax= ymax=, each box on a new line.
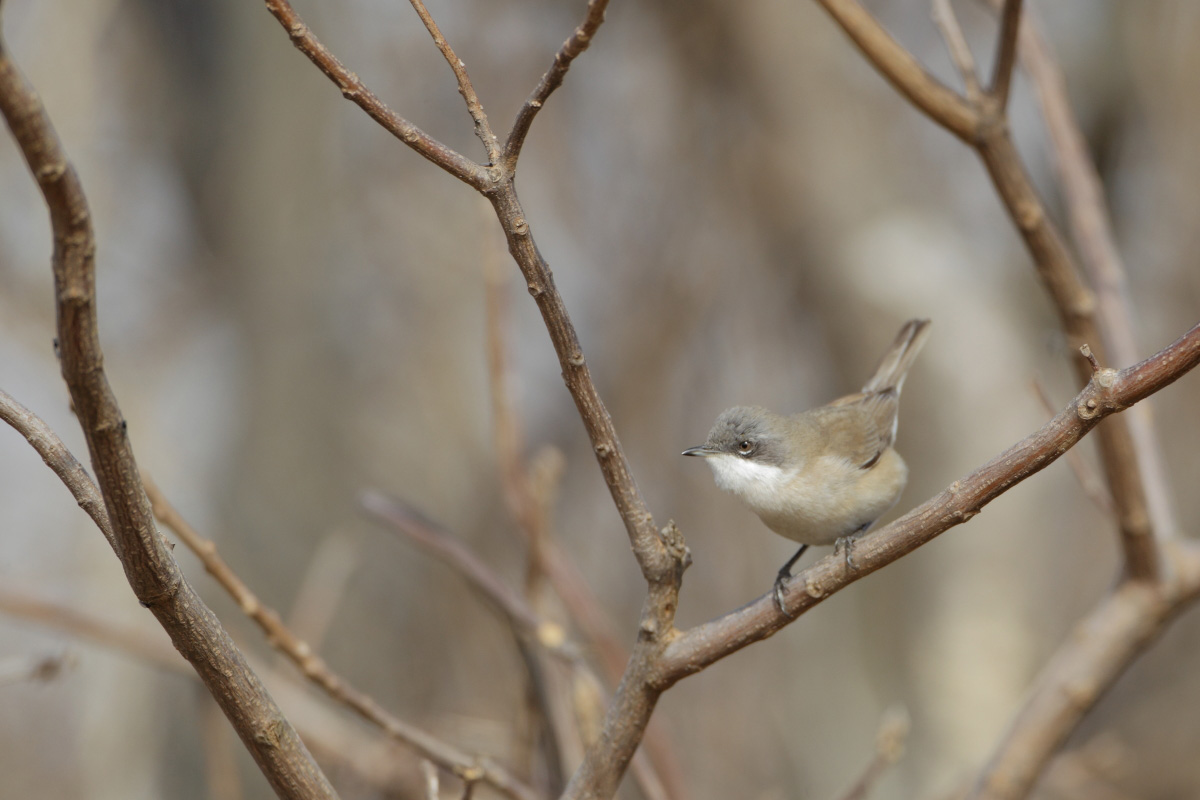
xmin=146 ymin=478 xmax=540 ymax=800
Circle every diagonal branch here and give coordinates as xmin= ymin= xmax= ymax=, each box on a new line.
xmin=0 ymin=388 xmax=117 ymax=552
xmin=966 ymin=545 xmax=1200 ymax=800
xmin=407 ymin=0 xmax=500 ymax=164
xmin=144 ymin=479 xmax=541 ymax=800
xmin=261 ymin=0 xmax=490 ymax=190
xmin=658 ymin=322 xmax=1200 ymax=680
xmin=1014 ymin=4 xmax=1179 ymax=541
xmin=0 ymin=24 xmax=338 ymax=800
xmin=930 ymin=0 xmax=982 ymax=103
xmin=814 ymin=0 xmax=980 ymax=141
xmin=502 ymin=0 xmax=611 ymax=171
xmin=987 ymin=0 xmax=1023 ymax=109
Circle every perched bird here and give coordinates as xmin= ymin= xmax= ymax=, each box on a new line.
xmin=683 ymin=319 xmax=930 ymax=610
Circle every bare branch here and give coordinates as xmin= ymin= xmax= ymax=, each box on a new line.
xmin=987 ymin=0 xmax=1023 ymax=109
xmin=0 ymin=388 xmax=116 ymax=552
xmin=0 ymin=29 xmax=337 ymax=798
xmin=407 ymin=0 xmax=500 ymax=164
xmin=144 ymin=479 xmax=541 ymax=800
xmin=502 ymin=0 xmax=611 ymax=170
xmin=658 ymin=321 xmax=1200 ymax=679
xmin=813 ymin=0 xmax=980 ymax=141
xmin=260 ymin=0 xmax=490 ymax=190
xmin=359 ymin=490 xmax=580 ymax=663
xmin=931 ymin=0 xmax=983 ymax=103
xmin=1015 ymin=3 xmax=1179 ymax=540
xmin=967 ymin=545 xmax=1200 ymax=800
xmin=1031 ymin=379 xmax=1114 ymax=515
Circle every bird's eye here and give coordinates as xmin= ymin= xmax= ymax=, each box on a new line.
xmin=737 ymin=440 xmax=754 ymax=456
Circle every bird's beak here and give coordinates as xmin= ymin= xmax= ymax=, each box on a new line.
xmin=681 ymin=445 xmax=712 ymax=457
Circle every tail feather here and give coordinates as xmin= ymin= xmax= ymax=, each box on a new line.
xmin=861 ymin=319 xmax=931 ymax=394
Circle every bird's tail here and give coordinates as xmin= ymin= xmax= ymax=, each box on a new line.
xmin=861 ymin=318 xmax=931 ymax=394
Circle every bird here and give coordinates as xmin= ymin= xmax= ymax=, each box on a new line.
xmin=683 ymin=319 xmax=930 ymax=611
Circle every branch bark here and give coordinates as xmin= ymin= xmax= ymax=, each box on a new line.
xmin=0 ymin=23 xmax=338 ymax=800
xmin=967 ymin=544 xmax=1200 ymax=800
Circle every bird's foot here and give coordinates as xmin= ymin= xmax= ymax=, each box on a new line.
xmin=773 ymin=569 xmax=795 ymax=619
xmin=834 ymin=535 xmax=859 ymax=571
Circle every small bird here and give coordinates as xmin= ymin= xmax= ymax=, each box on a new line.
xmin=683 ymin=319 xmax=930 ymax=610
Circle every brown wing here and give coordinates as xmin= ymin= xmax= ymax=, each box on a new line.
xmin=817 ymin=389 xmax=900 ymax=469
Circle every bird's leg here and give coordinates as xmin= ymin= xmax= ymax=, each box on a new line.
xmin=834 ymin=523 xmax=873 ymax=571
xmin=774 ymin=544 xmax=809 ymax=617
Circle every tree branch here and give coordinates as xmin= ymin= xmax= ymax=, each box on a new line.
xmin=261 ymin=0 xmax=491 ymax=190
xmin=502 ymin=0 xmax=611 ymax=171
xmin=813 ymin=0 xmax=980 ymax=141
xmin=987 ymin=0 xmax=1023 ymax=109
xmin=1014 ymin=2 xmax=1179 ymax=541
xmin=407 ymin=0 xmax=500 ymax=164
xmin=930 ymin=0 xmax=982 ymax=103
xmin=0 ymin=388 xmax=117 ymax=552
xmin=144 ymin=479 xmax=541 ymax=800
xmin=0 ymin=24 xmax=338 ymax=800
xmin=658 ymin=322 xmax=1200 ymax=680
xmin=967 ymin=541 xmax=1200 ymax=800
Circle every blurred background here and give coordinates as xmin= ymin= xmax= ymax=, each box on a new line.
xmin=1 ymin=0 xmax=1198 ymax=798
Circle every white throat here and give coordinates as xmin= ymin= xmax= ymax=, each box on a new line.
xmin=704 ymin=454 xmax=792 ymax=504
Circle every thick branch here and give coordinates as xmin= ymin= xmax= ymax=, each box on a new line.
xmin=967 ymin=543 xmax=1200 ymax=800
xmin=502 ymin=0 xmax=611 ymax=171
xmin=659 ymin=322 xmax=1200 ymax=680
xmin=0 ymin=29 xmax=337 ymax=800
xmin=261 ymin=0 xmax=490 ymax=190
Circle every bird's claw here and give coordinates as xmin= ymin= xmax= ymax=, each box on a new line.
xmin=834 ymin=536 xmax=859 ymax=571
xmin=773 ymin=573 xmax=794 ymax=618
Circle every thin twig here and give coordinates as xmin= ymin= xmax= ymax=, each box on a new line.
xmin=359 ymin=489 xmax=581 ymax=666
xmin=407 ymin=0 xmax=500 ymax=164
xmin=0 ymin=28 xmax=337 ymax=799
xmin=658 ymin=321 xmax=1200 ymax=678
xmin=1014 ymin=1 xmax=1178 ymax=541
xmin=987 ymin=0 xmax=1023 ymax=108
xmin=260 ymin=0 xmax=490 ymax=190
xmin=141 ymin=478 xmax=541 ymax=800
xmin=502 ymin=0 xmax=612 ymax=171
xmin=931 ymin=0 xmax=983 ymax=103
xmin=0 ymin=388 xmax=116 ymax=552
xmin=1031 ymin=379 xmax=1114 ymax=515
